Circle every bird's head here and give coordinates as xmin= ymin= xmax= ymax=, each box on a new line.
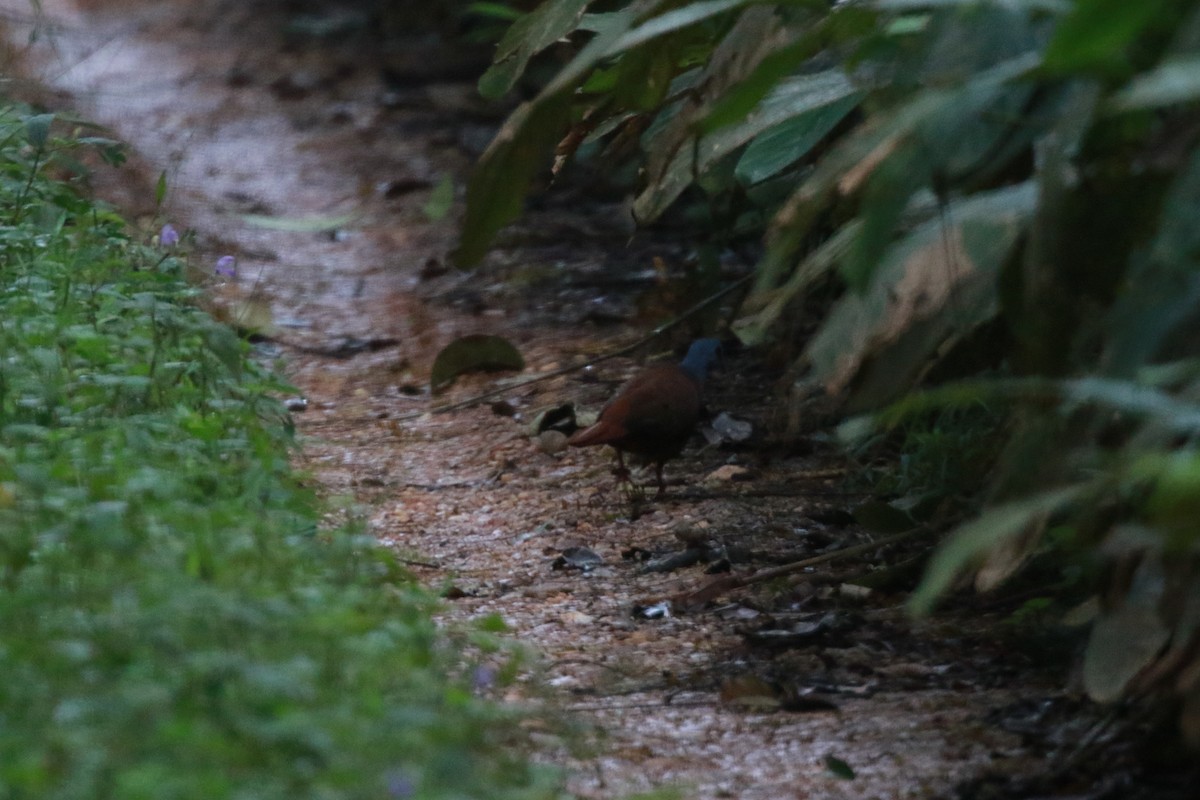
xmin=680 ymin=338 xmax=721 ymax=384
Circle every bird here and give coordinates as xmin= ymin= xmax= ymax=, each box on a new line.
xmin=568 ymin=339 xmax=721 ymax=497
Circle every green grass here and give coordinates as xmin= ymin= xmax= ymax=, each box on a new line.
xmin=0 ymin=105 xmax=564 ymax=799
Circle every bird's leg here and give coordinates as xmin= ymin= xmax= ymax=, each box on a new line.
xmin=653 ymin=461 xmax=668 ymax=498
xmin=610 ymin=449 xmax=632 ymax=486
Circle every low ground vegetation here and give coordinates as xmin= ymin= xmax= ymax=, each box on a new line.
xmin=0 ymin=104 xmax=562 ymax=799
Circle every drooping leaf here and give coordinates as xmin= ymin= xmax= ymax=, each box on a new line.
xmin=806 ymin=182 xmax=1036 ymax=398
xmin=612 ymin=38 xmax=678 ymax=111
xmin=477 ymin=0 xmax=593 ymax=100
xmin=1042 ymin=0 xmax=1165 ymax=74
xmin=874 ymin=0 xmax=1069 ymax=9
xmin=1083 ymin=553 xmax=1170 ymax=703
xmin=909 ymin=484 xmax=1089 ymax=616
xmin=1011 ymin=81 xmax=1102 ymax=376
xmin=430 ymin=335 xmax=525 ymax=393
xmin=457 ymin=1 xmax=654 ymax=266
xmin=732 ymin=220 xmax=859 ymax=346
xmin=636 ymin=68 xmax=857 ymax=221
xmin=735 ymin=91 xmax=861 ymax=185
xmin=757 ymin=52 xmax=1039 ymax=292
xmin=702 ymin=35 xmax=822 ymax=134
xmin=454 ymin=95 xmax=572 ymax=267
xmin=973 ymin=512 xmax=1046 ymax=592
xmin=155 ymin=170 xmax=168 ymax=207
xmin=1102 ymin=146 xmax=1200 ymax=377
xmin=633 ymin=5 xmax=791 ymax=222
xmin=611 ymin=0 xmax=754 ymax=52
xmin=1144 ymin=452 xmax=1200 ymax=537
xmin=1109 ymin=55 xmax=1200 ymax=111
xmin=839 ymin=146 xmax=928 ymax=294
xmin=1060 ymin=377 xmax=1200 ymax=433
xmin=466 ymin=2 xmax=525 ymax=22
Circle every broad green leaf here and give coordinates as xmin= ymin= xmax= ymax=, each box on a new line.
xmin=840 ymin=146 xmax=928 ymax=294
xmin=636 ymin=69 xmax=857 ymax=221
xmin=758 ymin=52 xmax=1039 ymax=292
xmin=23 ymin=112 xmax=53 ymax=150
xmin=477 ymin=0 xmax=593 ymax=100
xmin=702 ymin=36 xmax=819 ymax=133
xmin=1103 ymin=147 xmax=1200 ymax=377
xmin=733 ymin=220 xmax=859 ymax=346
xmin=422 ymin=175 xmax=455 ymax=221
xmin=806 ymin=182 xmax=1036 ymax=397
xmin=1083 ymin=553 xmax=1169 ymax=703
xmin=611 ymin=0 xmax=752 ymax=52
xmin=1042 ymin=0 xmax=1165 ymax=74
xmin=1144 ymin=453 xmax=1200 ymax=537
xmin=1015 ymin=81 xmax=1101 ymax=375
xmin=466 ymin=2 xmax=524 ymax=22
xmin=634 ymin=5 xmax=790 ymax=221
xmin=430 ymin=335 xmax=525 ymax=393
xmin=863 ymin=375 xmax=1200 ymax=434
xmin=735 ymin=92 xmax=861 ymax=185
xmin=613 ymin=39 xmax=678 ymax=111
xmin=1109 ymin=56 xmax=1200 ymax=111
xmin=454 ymin=94 xmax=572 ymax=266
xmin=862 ymin=1 xmax=1044 ymax=248
xmin=909 ymin=484 xmax=1089 ymax=616
xmin=885 ymin=13 xmax=930 ymax=36
xmin=1059 ymin=377 xmax=1200 ymax=433
xmin=576 ymin=10 xmax=629 ymax=36
xmin=155 ymin=170 xmax=168 ymax=207
xmin=201 ymin=323 xmax=246 ymax=376
xmin=457 ymin=1 xmax=654 ymax=266
xmin=873 ymin=0 xmax=1069 ymax=9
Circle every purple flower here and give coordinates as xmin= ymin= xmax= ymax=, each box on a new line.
xmin=385 ymin=770 xmax=415 ymax=799
xmin=159 ymin=223 xmax=179 ymax=247
xmin=214 ymin=255 xmax=237 ymax=278
xmin=472 ymin=664 xmax=497 ymax=691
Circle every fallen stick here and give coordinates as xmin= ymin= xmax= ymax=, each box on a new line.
xmin=671 ymin=527 xmax=932 ymax=609
xmin=391 ymin=274 xmax=753 ymax=421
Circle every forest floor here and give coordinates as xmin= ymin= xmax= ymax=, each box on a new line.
xmin=1 ymin=1 xmax=1188 ymax=797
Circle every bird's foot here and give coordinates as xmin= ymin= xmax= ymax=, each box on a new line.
xmin=622 ymin=479 xmax=647 ymax=505
xmin=611 ymin=466 xmax=642 ymax=496
xmin=610 ymin=465 xmax=632 ymax=484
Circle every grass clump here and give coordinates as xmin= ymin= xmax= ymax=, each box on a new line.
xmin=0 ymin=105 xmax=563 ymax=799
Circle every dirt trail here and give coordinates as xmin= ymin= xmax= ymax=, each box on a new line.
xmin=2 ymin=2 xmax=1089 ymax=797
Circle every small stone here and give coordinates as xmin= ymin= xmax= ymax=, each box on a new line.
xmin=839 ymin=583 xmax=872 ymax=599
xmin=711 ymin=412 xmax=753 ymax=442
xmin=536 ymin=430 xmax=569 ymax=455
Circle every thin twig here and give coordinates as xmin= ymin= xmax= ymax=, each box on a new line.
xmin=673 ymin=527 xmax=934 ymax=608
xmin=390 ymin=273 xmax=754 ymax=421
xmin=396 ymin=557 xmax=442 ymax=570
